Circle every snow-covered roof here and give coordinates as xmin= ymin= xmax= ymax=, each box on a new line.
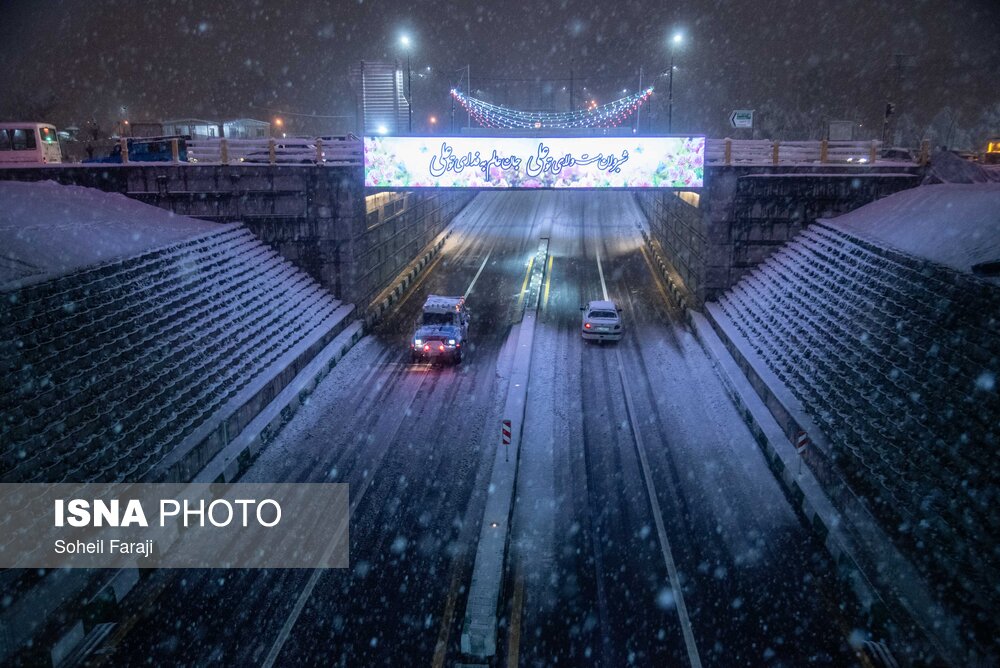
xmin=586 ymin=299 xmax=618 ymax=311
xmin=0 ymin=181 xmax=224 ymax=291
xmin=422 ymin=294 xmax=464 ymax=313
xmin=161 ymin=119 xmax=220 ymax=126
xmin=824 ymin=183 xmax=1000 ymax=278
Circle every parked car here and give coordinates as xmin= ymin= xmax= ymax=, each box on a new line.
xmin=580 ymin=300 xmax=623 ymax=342
xmin=879 ymin=147 xmax=914 ymax=162
xmin=83 ymin=136 xmax=188 ymax=163
xmin=239 ymin=140 xmax=320 ymax=164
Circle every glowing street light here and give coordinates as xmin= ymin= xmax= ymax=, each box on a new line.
xmin=667 ymin=31 xmax=685 ymax=132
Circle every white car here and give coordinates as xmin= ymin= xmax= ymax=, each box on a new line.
xmin=239 ymin=140 xmax=321 ymax=164
xmin=581 ymin=300 xmax=623 ymax=341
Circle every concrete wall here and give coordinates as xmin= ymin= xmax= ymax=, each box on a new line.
xmin=0 ymin=165 xmax=473 ymax=308
xmin=634 ymin=190 xmax=707 ymax=305
xmin=636 ymin=165 xmax=922 ymax=306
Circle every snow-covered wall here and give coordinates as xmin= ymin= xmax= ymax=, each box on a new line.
xmin=0 ymin=165 xmax=475 ymax=309
xmin=636 ymin=166 xmax=923 ymax=306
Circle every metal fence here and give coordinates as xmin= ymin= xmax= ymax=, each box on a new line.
xmin=132 ymin=136 xmax=927 ymax=168
xmin=705 ymin=138 xmax=928 ymax=166
xmin=186 ymin=136 xmax=362 ymax=166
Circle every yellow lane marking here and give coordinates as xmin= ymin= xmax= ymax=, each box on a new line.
xmin=542 ymin=255 xmax=554 ymax=309
xmin=507 ymin=569 xmax=525 ymax=668
xmin=515 ymin=256 xmax=535 ymax=309
xmin=431 ymin=554 xmax=467 ymax=668
xmin=639 ymin=244 xmax=675 ymax=308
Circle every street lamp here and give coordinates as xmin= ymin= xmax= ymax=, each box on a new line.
xmin=399 ymin=34 xmax=413 ymax=133
xmin=668 ymin=32 xmax=683 ymax=133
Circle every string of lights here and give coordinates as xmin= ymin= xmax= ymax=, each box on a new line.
xmin=449 ymin=87 xmax=654 ymax=129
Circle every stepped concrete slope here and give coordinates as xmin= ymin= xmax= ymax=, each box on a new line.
xmin=831 ymin=182 xmax=1000 ymax=280
xmin=0 ymin=182 xmax=355 ymax=662
xmin=0 ymin=180 xmax=222 ymax=291
xmin=706 ymin=184 xmax=1000 ymax=663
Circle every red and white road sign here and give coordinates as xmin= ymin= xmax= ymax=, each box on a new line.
xmin=501 ymin=419 xmax=512 ymax=446
xmin=795 ymin=430 xmax=810 ymax=454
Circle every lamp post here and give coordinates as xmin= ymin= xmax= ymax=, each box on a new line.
xmin=400 ymin=34 xmax=412 ymax=133
xmin=668 ymin=32 xmax=683 ymax=133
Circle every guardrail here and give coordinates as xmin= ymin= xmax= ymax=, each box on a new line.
xmin=186 ymin=137 xmax=363 ymax=166
xmin=109 ymin=136 xmax=927 ymax=168
xmin=705 ymin=138 xmax=929 ymax=166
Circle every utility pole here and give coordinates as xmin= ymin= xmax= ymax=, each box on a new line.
xmin=668 ymin=50 xmax=675 ymax=133
xmin=883 ymin=53 xmax=912 ymax=147
xmin=466 ymin=65 xmax=472 ymax=129
xmin=406 ymin=50 xmax=412 ymax=133
xmin=636 ymin=66 xmax=643 ymax=133
xmin=569 ymin=59 xmax=575 ymax=112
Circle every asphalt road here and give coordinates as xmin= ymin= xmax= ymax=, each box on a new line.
xmin=504 ymin=191 xmax=860 ymax=667
xmin=105 ymin=191 xmax=863 ymax=667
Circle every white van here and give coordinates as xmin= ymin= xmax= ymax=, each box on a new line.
xmin=0 ymin=123 xmax=62 ymax=164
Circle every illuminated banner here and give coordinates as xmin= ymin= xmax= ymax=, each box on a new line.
xmin=364 ymin=136 xmax=704 ymax=189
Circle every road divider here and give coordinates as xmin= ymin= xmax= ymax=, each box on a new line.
xmin=460 ymin=239 xmax=549 ymax=660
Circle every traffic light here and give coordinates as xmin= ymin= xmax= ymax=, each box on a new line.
xmin=885 ymin=103 xmax=896 ymax=118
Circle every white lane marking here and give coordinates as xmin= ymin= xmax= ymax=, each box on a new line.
xmin=615 ymin=347 xmax=703 ymax=668
xmin=465 ymin=252 xmax=491 ymax=298
xmin=261 ymin=375 xmax=426 ymax=667
xmin=595 ymin=248 xmax=609 ymax=301
xmin=262 ymin=512 xmax=350 ymax=667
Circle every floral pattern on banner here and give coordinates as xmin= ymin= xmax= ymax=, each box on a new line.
xmin=364 ymin=137 xmax=704 ymax=189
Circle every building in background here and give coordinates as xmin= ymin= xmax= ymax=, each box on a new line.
xmin=162 ymin=119 xmax=222 ymax=139
xmin=223 ymin=118 xmax=270 ymax=139
xmin=349 ymin=61 xmax=409 ymax=136
xmin=129 ymin=122 xmax=165 ymax=138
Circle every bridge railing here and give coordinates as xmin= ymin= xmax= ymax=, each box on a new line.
xmin=177 ymin=137 xmax=924 ymax=168
xmin=187 ymin=137 xmax=363 ymax=166
xmin=706 ymin=138 xmax=929 ymax=165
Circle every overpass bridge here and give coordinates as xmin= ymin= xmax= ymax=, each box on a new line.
xmin=0 ymin=137 xmax=924 ymax=310
xmin=2 ymin=141 xmax=995 ymax=667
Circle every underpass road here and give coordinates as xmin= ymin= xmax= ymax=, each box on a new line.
xmin=108 ymin=191 xmax=865 ymax=667
xmin=507 ymin=191 xmax=861 ymax=667
xmin=108 ymin=192 xmax=550 ymax=666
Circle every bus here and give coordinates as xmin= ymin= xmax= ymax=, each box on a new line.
xmin=0 ymin=123 xmax=62 ymax=164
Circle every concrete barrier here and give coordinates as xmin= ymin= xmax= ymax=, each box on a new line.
xmin=460 ymin=239 xmax=549 ymax=659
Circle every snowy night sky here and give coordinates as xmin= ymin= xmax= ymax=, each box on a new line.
xmin=1 ymin=0 xmax=998 ymax=143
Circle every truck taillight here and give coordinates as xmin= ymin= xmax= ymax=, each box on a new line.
xmin=584 ymin=322 xmax=591 ymax=329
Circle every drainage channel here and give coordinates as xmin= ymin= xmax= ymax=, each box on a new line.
xmin=459 ymin=238 xmax=549 ymax=661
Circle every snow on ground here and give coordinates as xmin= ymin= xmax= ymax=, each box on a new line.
xmin=825 ymin=183 xmax=1000 ymax=276
xmin=0 ymin=180 xmax=222 ymax=291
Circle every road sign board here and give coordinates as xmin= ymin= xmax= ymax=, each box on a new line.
xmin=730 ymin=109 xmax=754 ymax=129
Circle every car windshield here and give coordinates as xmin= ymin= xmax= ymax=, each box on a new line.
xmin=422 ymin=312 xmax=454 ymax=326
xmin=588 ymin=310 xmax=617 ymax=319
